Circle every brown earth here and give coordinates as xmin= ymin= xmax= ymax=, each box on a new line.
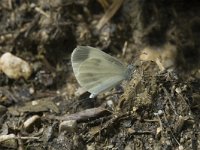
xmin=0 ymin=0 xmax=199 ymax=150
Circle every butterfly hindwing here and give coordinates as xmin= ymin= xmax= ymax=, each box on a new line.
xmin=77 ymin=58 xmax=126 ymax=95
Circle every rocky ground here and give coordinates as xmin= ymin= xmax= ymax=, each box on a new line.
xmin=0 ymin=0 xmax=199 ymax=149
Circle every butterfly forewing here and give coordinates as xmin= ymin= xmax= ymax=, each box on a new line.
xmin=71 ymin=46 xmax=125 ymax=74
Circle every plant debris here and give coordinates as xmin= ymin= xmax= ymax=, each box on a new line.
xmin=0 ymin=0 xmax=200 ymax=149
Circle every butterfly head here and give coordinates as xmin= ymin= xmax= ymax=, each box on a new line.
xmin=125 ymin=64 xmax=135 ymax=80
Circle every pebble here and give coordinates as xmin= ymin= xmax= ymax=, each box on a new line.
xmin=0 ymin=134 xmax=17 ymax=149
xmin=59 ymin=120 xmax=77 ymax=133
xmin=0 ymin=52 xmax=32 ymax=79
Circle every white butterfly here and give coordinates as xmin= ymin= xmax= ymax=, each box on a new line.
xmin=71 ymin=46 xmax=133 ymax=98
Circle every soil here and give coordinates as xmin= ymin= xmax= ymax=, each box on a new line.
xmin=0 ymin=0 xmax=200 ymax=150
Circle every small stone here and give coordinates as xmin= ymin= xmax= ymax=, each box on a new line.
xmin=132 ymin=107 xmax=137 ymax=112
xmin=175 ymin=87 xmax=182 ymax=94
xmin=29 ymin=87 xmax=35 ymax=94
xmin=154 ymin=110 xmax=163 ymax=116
xmin=157 ymin=110 xmax=163 ymax=115
xmin=0 ymin=134 xmax=17 ymax=149
xmin=156 ymin=127 xmax=162 ymax=135
xmin=59 ymin=120 xmax=77 ymax=133
xmin=178 ymin=145 xmax=184 ymax=150
xmin=31 ymin=100 xmax=39 ymax=105
xmin=87 ymin=144 xmax=95 ymax=150
xmin=106 ymin=100 xmax=114 ymax=108
xmin=0 ymin=52 xmax=32 ymax=79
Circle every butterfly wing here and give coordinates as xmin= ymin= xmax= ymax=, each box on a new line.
xmin=71 ymin=46 xmax=127 ymax=97
xmin=71 ymin=46 xmax=125 ymax=76
xmin=77 ymin=58 xmax=126 ymax=97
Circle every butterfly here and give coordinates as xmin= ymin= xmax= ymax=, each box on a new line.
xmin=71 ymin=46 xmax=133 ymax=98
